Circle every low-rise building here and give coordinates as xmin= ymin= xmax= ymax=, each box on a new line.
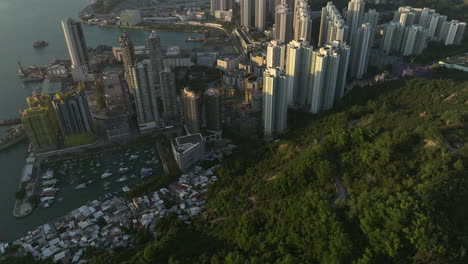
xmin=171 ymin=134 xmax=205 ymax=172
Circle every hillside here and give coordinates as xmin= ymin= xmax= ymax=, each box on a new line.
xmin=2 ymin=70 xmax=467 ymax=264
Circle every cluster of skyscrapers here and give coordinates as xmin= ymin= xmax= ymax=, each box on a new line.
xmin=119 ymin=33 xmax=222 ymax=135
xmin=381 ymin=6 xmax=466 ymax=56
xmin=22 ymin=90 xmax=93 ymax=151
xmin=262 ymin=0 xmax=370 ymax=137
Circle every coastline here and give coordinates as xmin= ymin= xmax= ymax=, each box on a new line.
xmin=80 ymin=20 xmax=227 ymax=35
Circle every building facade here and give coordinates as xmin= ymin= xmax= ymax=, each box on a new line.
xmin=53 ymin=91 xmax=93 ymax=137
xmin=159 ymin=67 xmax=179 ymax=121
xmin=129 ymin=60 xmax=160 ymax=132
xmin=263 ymin=67 xmax=288 ymax=137
xmin=182 ymin=88 xmax=201 ymax=134
xmin=61 ymin=18 xmax=89 ymax=82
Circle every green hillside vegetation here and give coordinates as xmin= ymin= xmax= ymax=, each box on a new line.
xmin=2 ymin=71 xmax=467 ymax=264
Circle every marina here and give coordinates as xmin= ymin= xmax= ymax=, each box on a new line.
xmin=36 ymin=142 xmax=164 ymax=212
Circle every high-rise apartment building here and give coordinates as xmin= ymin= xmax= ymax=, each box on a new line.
xmin=308 ymin=42 xmax=349 ymax=113
xmin=318 ymin=2 xmax=348 ymax=46
xmin=211 ymin=0 xmax=232 ymax=14
xmin=255 ymin=0 xmax=266 ymax=31
xmin=22 ymin=94 xmax=60 ymax=151
xmin=346 ymin=0 xmax=365 ymax=43
xmin=129 ymin=60 xmax=160 ymax=129
xmin=22 ymin=107 xmax=59 ymax=151
xmin=266 ymin=40 xmax=286 ymax=69
xmin=240 ymin=0 xmax=256 ymax=28
xmin=401 ymin=25 xmax=427 ymax=56
xmin=293 ymin=0 xmax=313 ymax=43
xmin=61 ymin=18 xmax=89 ymax=82
xmin=182 ymin=88 xmax=201 ymax=134
xmin=147 ymin=31 xmax=163 ymax=89
xmin=441 ymin=20 xmax=466 ymax=45
xmin=363 ymin=9 xmax=379 ymax=27
xmin=381 ymin=21 xmax=405 ymax=54
xmin=350 ymin=23 xmax=373 ymax=79
xmin=285 ymin=40 xmax=313 ymax=106
xmin=119 ymin=33 xmax=136 ymax=93
xmin=204 ymin=89 xmax=222 ymax=132
xmin=53 ymin=91 xmax=93 ymax=137
xmin=275 ymin=3 xmax=293 ymax=44
xmin=160 ymin=67 xmax=179 ymax=121
xmin=427 ymin=13 xmax=447 ymax=40
xmin=263 ymin=68 xmax=288 ymax=137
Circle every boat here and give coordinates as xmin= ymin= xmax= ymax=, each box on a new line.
xmin=118 ymin=167 xmax=129 ymax=174
xmin=185 ymin=37 xmax=205 ymax=42
xmin=86 ymin=180 xmax=94 ymax=184
xmin=41 ymin=169 xmax=54 ymax=180
xmin=42 ymin=187 xmax=57 ymax=193
xmin=140 ymin=168 xmax=153 ymax=178
xmin=33 ymin=40 xmax=48 ymax=48
xmin=129 ymin=174 xmax=137 ymax=179
xmin=40 ymin=196 xmax=55 ymax=203
xmin=116 ymin=176 xmax=128 ymax=182
xmin=57 ymin=197 xmax=64 ymax=202
xmin=74 ymin=183 xmax=87 ymax=190
xmin=129 ymin=155 xmax=139 ymax=160
xmin=101 ymin=172 xmax=113 ymax=179
xmin=122 ymin=186 xmax=130 ymax=192
xmin=103 ymin=181 xmax=111 ymax=187
xmin=41 ymin=189 xmax=58 ymax=197
xmin=42 ymin=179 xmax=58 ymax=187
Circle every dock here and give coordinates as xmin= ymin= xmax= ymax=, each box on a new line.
xmin=0 ymin=125 xmax=27 ymax=151
xmin=0 ymin=118 xmax=21 ymax=126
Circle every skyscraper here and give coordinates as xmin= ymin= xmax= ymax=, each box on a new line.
xmin=441 ymin=20 xmax=467 ymax=45
xmin=255 ymin=0 xmax=266 ymax=31
xmin=346 ymin=0 xmax=365 ymax=43
xmin=275 ymin=3 xmax=293 ymax=44
xmin=147 ymin=31 xmax=163 ymax=89
xmin=204 ymin=89 xmax=222 ymax=132
xmin=363 ymin=9 xmax=379 ymax=27
xmin=263 ymin=68 xmax=288 ymax=137
xmin=393 ymin=7 xmax=417 ymax=27
xmin=285 ymin=40 xmax=313 ymax=106
xmin=350 ymin=23 xmax=373 ymax=79
xmin=293 ymin=0 xmax=313 ymax=43
xmin=61 ymin=18 xmax=89 ymax=82
xmin=381 ymin=21 xmax=405 ymax=54
xmin=401 ymin=25 xmax=427 ymax=56
xmin=160 ymin=67 xmax=179 ymax=121
xmin=266 ymin=40 xmax=286 ymax=69
xmin=53 ymin=91 xmax=93 ymax=137
xmin=119 ymin=32 xmax=136 ymax=93
xmin=211 ymin=0 xmax=232 ymax=14
xmin=240 ymin=0 xmax=256 ymax=28
xmin=22 ymin=94 xmax=60 ymax=151
xmin=318 ymin=2 xmax=348 ymax=46
xmin=129 ymin=60 xmax=160 ymax=129
xmin=308 ymin=42 xmax=349 ymax=113
xmin=22 ymin=107 xmax=59 ymax=151
xmin=427 ymin=13 xmax=447 ymax=40
xmin=182 ymin=88 xmax=201 ymax=134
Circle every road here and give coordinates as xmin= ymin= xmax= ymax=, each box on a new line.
xmin=318 ymin=134 xmax=348 ymax=203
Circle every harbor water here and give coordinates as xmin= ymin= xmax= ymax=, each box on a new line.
xmin=0 ymin=0 xmax=202 ymax=242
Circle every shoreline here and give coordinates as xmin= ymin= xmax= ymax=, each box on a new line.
xmin=80 ymin=20 xmax=227 ymax=35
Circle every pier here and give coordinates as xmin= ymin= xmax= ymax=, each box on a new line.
xmin=0 ymin=118 xmax=21 ymax=126
xmin=0 ymin=125 xmax=27 ymax=151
